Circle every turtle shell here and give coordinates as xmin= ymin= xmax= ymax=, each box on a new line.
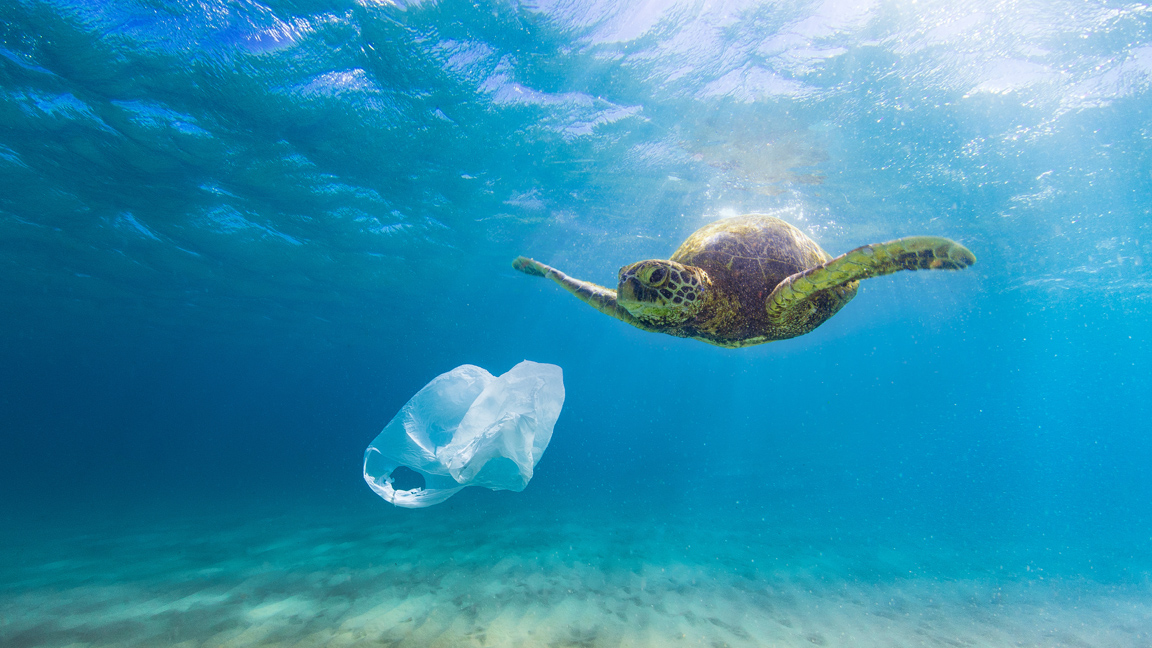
xmin=669 ymin=215 xmax=852 ymax=345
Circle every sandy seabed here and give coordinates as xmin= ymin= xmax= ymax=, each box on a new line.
xmin=1 ymin=497 xmax=1149 ymax=648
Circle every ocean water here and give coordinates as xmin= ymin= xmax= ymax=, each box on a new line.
xmin=2 ymin=0 xmax=1152 ymax=646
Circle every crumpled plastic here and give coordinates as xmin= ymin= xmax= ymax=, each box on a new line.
xmin=363 ymin=361 xmax=565 ymax=508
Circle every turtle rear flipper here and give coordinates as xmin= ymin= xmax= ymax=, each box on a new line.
xmin=765 ymin=236 xmax=975 ymax=330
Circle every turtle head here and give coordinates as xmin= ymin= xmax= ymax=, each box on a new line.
xmin=617 ymin=260 xmax=708 ymax=326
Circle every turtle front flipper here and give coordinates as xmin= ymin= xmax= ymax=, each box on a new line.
xmin=765 ymin=237 xmax=975 ymax=335
xmin=512 ymin=256 xmax=653 ymax=331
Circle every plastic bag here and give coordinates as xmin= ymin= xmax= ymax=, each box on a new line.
xmin=363 ymin=361 xmax=565 ymax=508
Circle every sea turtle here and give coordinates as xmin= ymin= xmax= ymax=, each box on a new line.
xmin=511 ymin=214 xmax=975 ymax=348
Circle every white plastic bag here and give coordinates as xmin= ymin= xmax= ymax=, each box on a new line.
xmin=363 ymin=361 xmax=565 ymax=508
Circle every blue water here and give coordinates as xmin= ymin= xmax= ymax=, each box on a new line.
xmin=2 ymin=1 xmax=1152 ymax=645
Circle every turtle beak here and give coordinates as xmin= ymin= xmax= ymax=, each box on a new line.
xmin=617 ymin=276 xmax=641 ymax=303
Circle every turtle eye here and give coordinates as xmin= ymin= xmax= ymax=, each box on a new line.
xmin=648 ymin=266 xmax=667 ymax=285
